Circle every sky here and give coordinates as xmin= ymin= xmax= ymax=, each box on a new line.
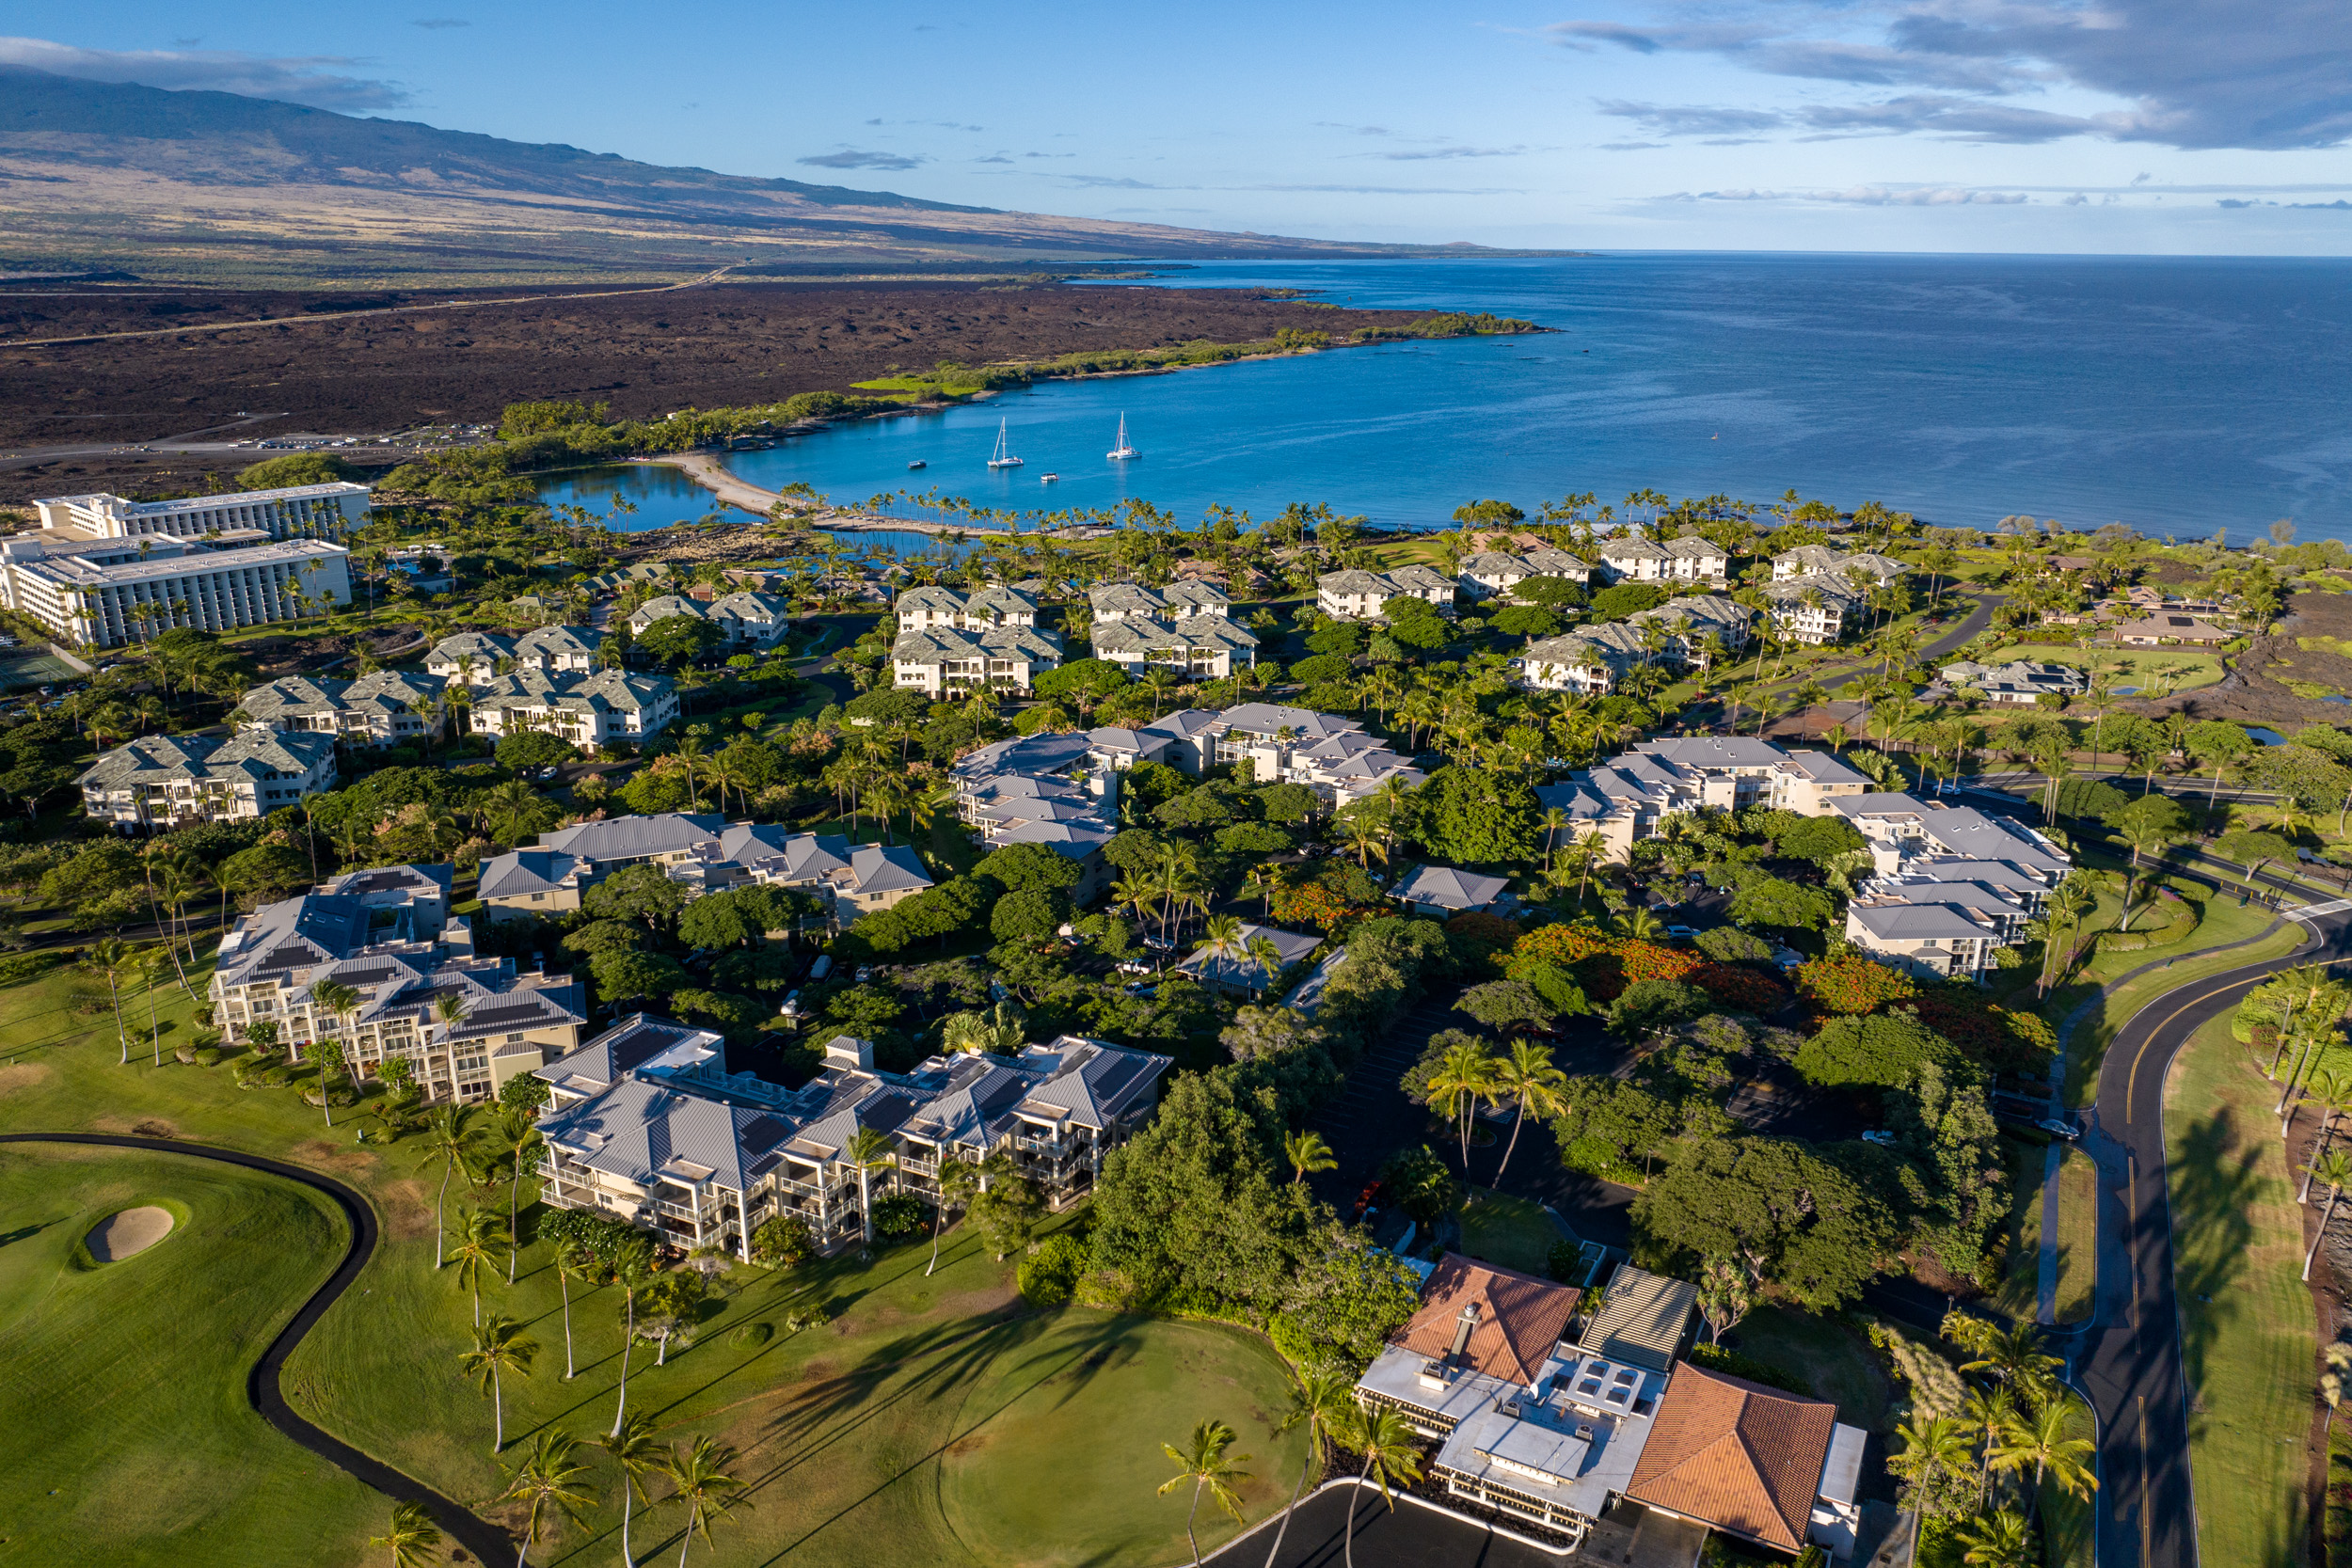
xmin=5 ymin=0 xmax=2349 ymax=254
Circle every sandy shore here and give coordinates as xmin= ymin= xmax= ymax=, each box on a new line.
xmin=640 ymin=453 xmax=1106 ymax=540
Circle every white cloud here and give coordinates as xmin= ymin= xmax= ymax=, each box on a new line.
xmin=797 ymin=149 xmax=925 ymax=171
xmin=0 ymin=35 xmax=407 ymax=111
xmin=1665 ymin=185 xmax=2030 ymax=205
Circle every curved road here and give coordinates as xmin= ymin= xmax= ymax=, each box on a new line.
xmin=0 ymin=1132 xmax=510 ymax=1562
xmin=2074 ymin=907 xmax=2352 ymax=1568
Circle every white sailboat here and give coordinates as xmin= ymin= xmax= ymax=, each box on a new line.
xmin=987 ymin=419 xmax=1024 ymax=469
xmin=1106 ymin=413 xmax=1139 ymax=461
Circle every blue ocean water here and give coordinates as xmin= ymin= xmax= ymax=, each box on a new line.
xmin=543 ymin=254 xmax=2352 ymax=543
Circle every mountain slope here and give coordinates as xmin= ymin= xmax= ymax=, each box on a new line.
xmin=0 ymin=67 xmax=1484 ymax=284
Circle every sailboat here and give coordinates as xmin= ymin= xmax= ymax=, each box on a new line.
xmin=1106 ymin=413 xmax=1138 ymax=461
xmin=986 ymin=420 xmax=1024 ymax=469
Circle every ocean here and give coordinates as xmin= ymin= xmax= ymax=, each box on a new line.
xmin=537 ymin=253 xmax=2352 ymax=545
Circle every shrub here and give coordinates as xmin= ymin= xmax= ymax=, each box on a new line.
xmin=1695 ymin=927 xmax=1775 ymax=963
xmin=870 ymin=1191 xmax=926 ymax=1240
xmin=729 ymin=1322 xmax=773 ymax=1349
xmin=495 ymin=731 xmax=580 ymax=770
xmin=1687 ymin=1341 xmax=1812 ymax=1396
xmin=1546 ymin=1239 xmax=1586 ymax=1285
xmin=751 ymin=1214 xmax=816 ymax=1267
xmin=1016 ymin=1232 xmax=1090 ymax=1306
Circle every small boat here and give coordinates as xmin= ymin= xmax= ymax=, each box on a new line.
xmin=1041 ymin=472 xmax=1060 ymax=483
xmin=1106 ymin=413 xmax=1138 ymax=461
xmin=908 ymin=459 xmax=927 ymax=470
xmin=986 ymin=419 xmax=1024 ymax=469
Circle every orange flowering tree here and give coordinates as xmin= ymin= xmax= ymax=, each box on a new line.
xmin=1795 ymin=955 xmax=1919 ymax=1017
xmin=1507 ymin=925 xmax=1701 ymax=1002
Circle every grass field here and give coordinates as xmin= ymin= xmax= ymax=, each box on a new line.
xmin=1457 ymin=1186 xmax=1564 ymax=1276
xmin=0 ymin=1144 xmax=382 ymax=1566
xmin=2054 ymin=1148 xmax=2097 ymax=1323
xmin=1995 ymin=644 xmax=2227 ymax=696
xmin=1992 ymin=1138 xmax=2050 ymax=1322
xmin=0 ymin=961 xmax=1309 ymax=1567
xmin=2166 ymin=1012 xmax=2316 ymax=1568
xmin=2041 ymin=1396 xmax=2097 ymax=1568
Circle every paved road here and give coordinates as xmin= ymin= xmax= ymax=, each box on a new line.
xmin=0 ymin=1132 xmax=511 ymax=1562
xmin=2072 ymin=905 xmax=2352 ymax=1568
xmin=1201 ymin=1481 xmax=1567 ymax=1568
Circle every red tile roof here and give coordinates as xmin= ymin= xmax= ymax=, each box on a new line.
xmin=1627 ymin=1363 xmax=1837 ymax=1553
xmin=1392 ymin=1253 xmax=1579 ymax=1387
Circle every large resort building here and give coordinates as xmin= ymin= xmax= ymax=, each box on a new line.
xmin=1354 ymin=1255 xmax=1866 ymax=1560
xmin=534 ymin=1018 xmax=1171 ymax=1259
xmin=3 ymin=484 xmax=363 ymax=649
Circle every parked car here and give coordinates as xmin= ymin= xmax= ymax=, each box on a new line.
xmin=1664 ymin=925 xmax=1701 ymax=941
xmin=1113 ymin=959 xmax=1153 ymax=976
xmin=779 ymin=990 xmax=800 ymax=1018
xmin=2038 ymin=1117 xmax=2081 ymax=1142
xmin=807 ymin=955 xmax=833 ymax=982
xmin=1860 ymin=1130 xmax=1898 ymax=1147
xmin=854 ymin=965 xmax=874 ymax=984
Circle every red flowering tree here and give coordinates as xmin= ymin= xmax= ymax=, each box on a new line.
xmin=1269 ymin=881 xmax=1380 ymax=936
xmin=1689 ymin=963 xmax=1790 ymax=1016
xmin=1445 ymin=911 xmax=1523 ymax=970
xmin=1795 ymin=955 xmax=1919 ymax=1016
xmin=1505 ymin=926 xmax=1700 ymax=1002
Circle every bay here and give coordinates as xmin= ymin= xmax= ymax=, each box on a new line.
xmin=540 ymin=253 xmax=2352 ymax=544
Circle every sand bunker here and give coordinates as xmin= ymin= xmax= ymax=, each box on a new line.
xmin=87 ymin=1206 xmax=174 ymax=1261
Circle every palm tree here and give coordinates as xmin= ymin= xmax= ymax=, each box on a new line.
xmin=1954 ymin=1507 xmax=2034 ymax=1568
xmin=450 ymin=1206 xmax=512 ymax=1327
xmin=598 ymin=1412 xmax=663 ymax=1568
xmin=609 ymin=1234 xmax=657 ymax=1437
xmin=418 ymin=1104 xmax=483 ymax=1269
xmin=1889 ymin=1412 xmax=1973 ymax=1561
xmin=1426 ymin=1037 xmax=1500 ymax=1172
xmin=1989 ymin=1397 xmax=2097 ymax=1522
xmin=2306 ymin=1149 xmax=2352 ymax=1279
xmin=1283 ymin=1130 xmax=1336 ymax=1184
xmin=459 ymin=1314 xmax=539 ymax=1452
xmin=367 ymin=1500 xmax=443 ymax=1567
xmin=928 ymin=1156 xmax=981 ymax=1277
xmin=553 ymin=1239 xmax=593 ymax=1379
xmin=499 ymin=1107 xmax=542 ymax=1283
xmin=662 ymin=1433 xmax=750 ymax=1566
xmin=1157 ymin=1419 xmax=1253 ymax=1568
xmin=1333 ymin=1403 xmax=1423 ymax=1568
xmin=1261 ymin=1372 xmax=1353 ymax=1568
xmin=844 ymin=1125 xmax=898 ymax=1256
xmin=1538 ymin=805 xmax=1570 ymax=874
xmin=1958 ymin=1320 xmax=2063 ymax=1405
xmin=1489 ymin=1038 xmax=1570 ymax=1180
xmin=2301 ymin=1068 xmax=2352 ymax=1202
xmin=1340 ymin=813 xmax=1389 ymax=870
xmin=82 ymin=936 xmax=138 ymax=1066
xmin=501 ymin=1429 xmax=596 ymax=1568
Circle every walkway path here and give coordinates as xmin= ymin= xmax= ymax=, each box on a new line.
xmin=0 ymin=1131 xmax=511 ymax=1563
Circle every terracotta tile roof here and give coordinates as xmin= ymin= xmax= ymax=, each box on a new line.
xmin=1627 ymin=1363 xmax=1837 ymax=1553
xmin=1392 ymin=1253 xmax=1580 ymax=1387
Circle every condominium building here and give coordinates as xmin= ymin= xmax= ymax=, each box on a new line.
xmin=947 ymin=733 xmax=1120 ymax=896
xmin=236 ymin=671 xmax=449 ymax=747
xmin=1596 ymin=534 xmax=1729 ymax=585
xmin=1088 ymin=616 xmax=1259 ymax=679
xmin=1456 ymin=549 xmax=1594 ymax=601
xmin=1534 ymin=736 xmax=1873 ymax=863
xmin=1938 ymin=659 xmax=2086 ymax=705
xmin=1757 ymin=573 xmax=1867 ymax=645
xmin=1087 ymin=579 xmax=1232 ymax=624
xmin=33 ymin=483 xmax=367 ymax=543
xmin=1316 ymin=565 xmax=1458 ymax=620
xmin=1833 ymin=793 xmax=2072 ymax=978
xmin=464 ymin=669 xmax=678 ymax=753
xmin=1770 ymin=546 xmax=1906 ymax=585
xmin=0 ymin=531 xmax=351 ymax=650
xmin=627 ymin=594 xmax=708 ymax=634
xmin=210 ymin=879 xmax=584 ymax=1103
xmin=427 ymin=624 xmax=610 ymax=686
xmin=1107 ymin=703 xmax=1423 ymax=808
xmin=79 ymin=729 xmax=340 ymax=828
xmin=1352 ymin=1256 xmax=1864 ymax=1559
xmin=705 ymin=592 xmax=793 ymax=649
xmin=535 ymin=1023 xmax=1170 ymax=1259
xmin=476 ymin=813 xmax=930 ymax=925
xmin=895 ymin=583 xmax=1042 ymax=633
xmin=890 ymin=625 xmax=1063 ymax=697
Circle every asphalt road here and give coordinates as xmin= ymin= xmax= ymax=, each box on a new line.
xmin=0 ymin=1131 xmax=511 ymax=1563
xmin=1201 ymin=1481 xmax=1566 ymax=1568
xmin=2071 ymin=905 xmax=2352 ymax=1568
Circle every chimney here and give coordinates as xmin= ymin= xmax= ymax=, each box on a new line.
xmin=1446 ymin=1301 xmax=1481 ymax=1370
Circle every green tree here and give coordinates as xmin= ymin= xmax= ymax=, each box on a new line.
xmin=634 ymin=614 xmax=720 ymax=670
xmin=1157 ymin=1419 xmax=1252 ymax=1568
xmin=1333 ymin=1403 xmax=1424 ymax=1568
xmin=81 ymin=935 xmax=139 ymax=1066
xmin=1795 ymin=1013 xmax=1963 ymax=1089
xmin=597 ymin=1412 xmax=663 ymax=1568
xmin=661 ymin=1434 xmax=750 ymax=1564
xmin=1728 ymin=873 xmax=1836 ymax=931
xmin=449 ymin=1205 xmax=511 ymax=1327
xmin=1489 ymin=1038 xmax=1570 ymax=1180
xmin=1426 ymin=1035 xmax=1501 ymax=1171
xmin=845 ymin=1125 xmax=898 ymax=1256
xmin=1283 ymin=1130 xmax=1337 ymax=1184
xmin=417 ymin=1103 xmax=484 ymax=1269
xmin=366 ymin=1500 xmax=443 ymax=1568
xmin=1409 ymin=767 xmax=1541 ymax=866
xmin=1633 ymin=1136 xmax=1896 ymax=1308
xmin=1259 ymin=1372 xmax=1353 ymax=1568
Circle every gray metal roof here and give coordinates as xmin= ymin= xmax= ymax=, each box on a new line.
xmin=540 ymin=812 xmax=724 ymax=862
xmin=1393 ymin=864 xmax=1512 ymax=911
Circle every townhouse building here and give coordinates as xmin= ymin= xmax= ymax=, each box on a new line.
xmin=890 ymin=624 xmax=1063 ymax=696
xmin=210 ymin=881 xmax=585 ymax=1103
xmin=948 ymin=732 xmax=1120 ymax=896
xmin=704 ymin=592 xmax=793 ymax=649
xmin=513 ymin=624 xmax=607 ymax=673
xmin=1456 ymin=548 xmax=1595 ymax=602
xmin=1517 ymin=594 xmax=1751 ymax=695
xmin=1088 ymin=615 xmax=1259 ymax=680
xmin=464 ymin=669 xmax=678 ymax=753
xmin=33 ymin=483 xmax=367 ymax=543
xmin=1087 ymin=580 xmax=1232 ymax=624
xmin=426 ymin=630 xmax=518 ymax=685
xmin=79 ymin=729 xmax=340 ymax=828
xmin=1770 ymin=546 xmax=1906 ymax=585
xmin=535 ymin=1022 xmax=1170 ymax=1259
xmin=1316 ymin=565 xmax=1457 ymax=620
xmin=1597 ymin=534 xmax=1731 ymax=586
xmin=1353 ymin=1256 xmax=1864 ymax=1559
xmin=237 ymin=670 xmax=450 ymax=748
xmin=894 ymin=584 xmax=1042 ymax=633
xmin=477 ymin=813 xmax=931 ymax=925
xmin=1757 ymin=573 xmax=1867 ymax=645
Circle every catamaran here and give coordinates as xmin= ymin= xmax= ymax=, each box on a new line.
xmin=987 ymin=420 xmax=1024 ymax=469
xmin=1106 ymin=413 xmax=1138 ymax=461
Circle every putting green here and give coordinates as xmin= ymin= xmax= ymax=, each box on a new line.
xmin=937 ymin=1310 xmax=1307 ymax=1568
xmin=0 ymin=1145 xmax=379 ymax=1566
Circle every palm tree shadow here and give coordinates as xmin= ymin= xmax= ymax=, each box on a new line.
xmin=2169 ymin=1105 xmax=2263 ymax=1395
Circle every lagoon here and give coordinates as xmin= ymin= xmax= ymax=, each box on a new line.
xmin=540 ymin=253 xmax=2352 ymax=543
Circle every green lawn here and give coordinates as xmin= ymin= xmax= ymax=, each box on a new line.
xmin=0 ymin=956 xmax=1311 ymax=1568
xmin=1457 ymin=1186 xmax=1564 ymax=1275
xmin=1991 ymin=1137 xmax=2050 ymax=1322
xmin=2054 ymin=1148 xmax=2097 ymax=1323
xmin=0 ymin=1144 xmax=382 ymax=1566
xmin=1725 ymin=1307 xmax=1892 ymax=1433
xmin=2166 ymin=1012 xmax=2316 ymax=1568
xmin=2041 ymin=1395 xmax=2097 ymax=1568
